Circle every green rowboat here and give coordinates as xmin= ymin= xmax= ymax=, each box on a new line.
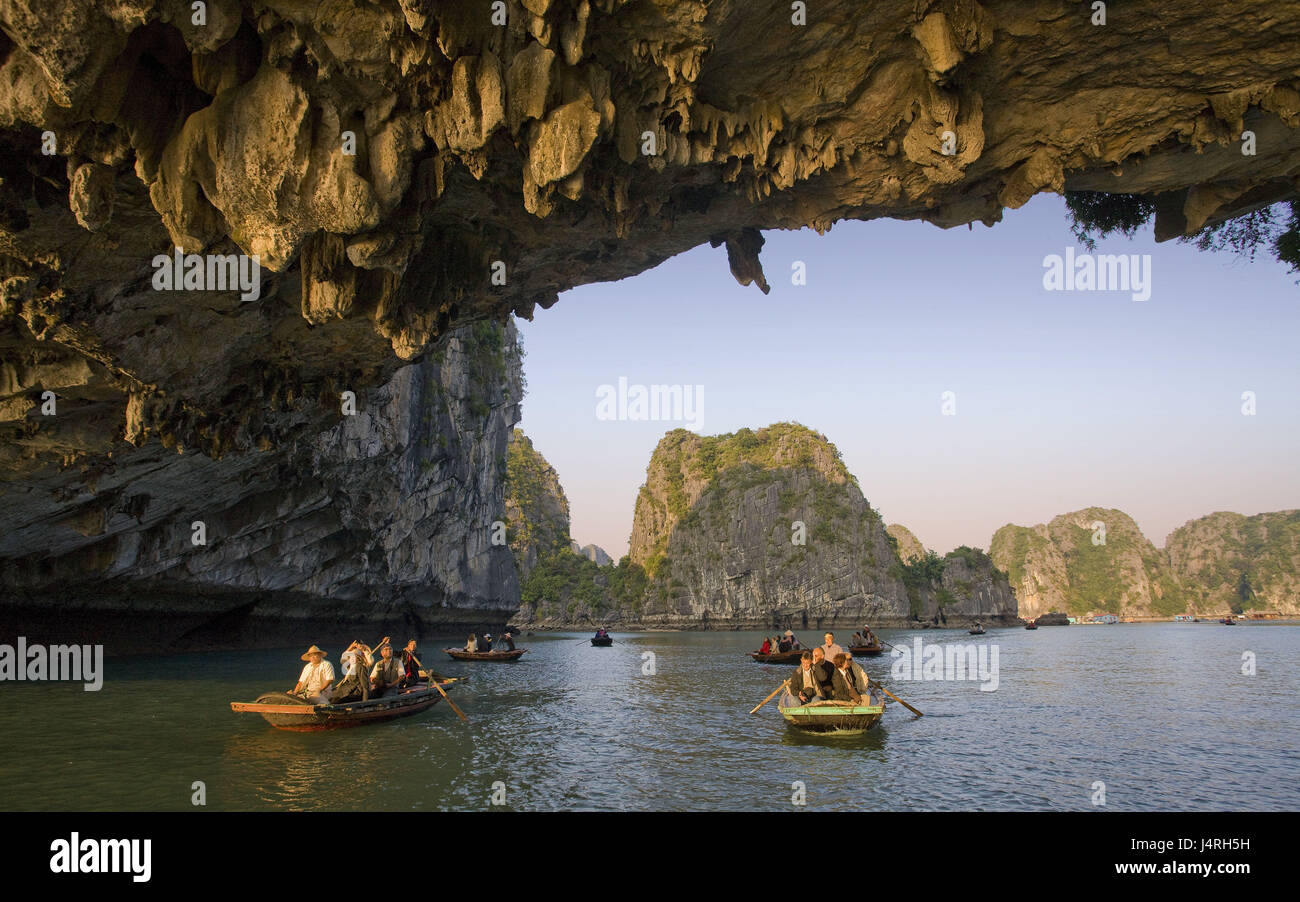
xmin=777 ymin=691 xmax=885 ymax=734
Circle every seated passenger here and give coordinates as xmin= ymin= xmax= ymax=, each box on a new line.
xmin=370 ymin=643 xmax=406 ymax=697
xmin=788 ymin=651 xmax=825 ymax=705
xmin=759 ymin=637 xmax=772 ymax=655
xmin=465 ymin=633 xmax=479 ymax=653
xmin=831 ymin=653 xmax=863 ymax=704
xmin=481 ymin=633 xmax=494 ymax=652
xmin=845 ymin=652 xmax=871 ymax=698
xmin=400 ymin=639 xmax=420 ymax=686
xmin=850 ymin=632 xmax=864 ymax=647
xmin=291 ymin=645 xmax=335 ymax=704
xmin=809 ymin=647 xmax=835 ymax=696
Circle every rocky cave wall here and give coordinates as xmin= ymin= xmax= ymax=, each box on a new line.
xmin=1 ymin=0 xmax=1298 ymax=643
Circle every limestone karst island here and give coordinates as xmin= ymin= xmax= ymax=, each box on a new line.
xmin=0 ymin=0 xmax=1296 ymax=868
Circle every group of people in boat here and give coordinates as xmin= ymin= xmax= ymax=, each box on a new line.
xmin=785 ymin=644 xmax=873 ymax=707
xmin=463 ymin=631 xmax=516 ymax=653
xmin=290 ymin=639 xmax=424 ymax=704
xmin=593 ymin=628 xmax=610 ymax=639
xmin=759 ymin=627 xmax=877 ymax=655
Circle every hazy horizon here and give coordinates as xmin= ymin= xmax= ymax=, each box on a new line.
xmin=515 ymin=193 xmax=1300 ymax=560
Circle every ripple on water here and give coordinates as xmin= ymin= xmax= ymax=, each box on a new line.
xmin=1 ymin=626 xmax=1298 ymax=810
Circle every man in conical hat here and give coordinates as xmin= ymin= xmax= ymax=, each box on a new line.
xmin=291 ymin=645 xmax=335 ymax=704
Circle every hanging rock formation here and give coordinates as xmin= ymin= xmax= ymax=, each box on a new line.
xmin=1 ymin=1 xmax=1297 ymax=639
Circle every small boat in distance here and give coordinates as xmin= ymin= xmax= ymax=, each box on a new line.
xmin=778 ymin=690 xmax=885 ymax=735
xmin=1221 ymin=617 xmax=1236 ymax=625
xmin=848 ymin=643 xmax=885 ymax=656
xmin=969 ymin=626 xmax=986 ymax=635
xmin=1024 ymin=620 xmax=1038 ymax=630
xmin=749 ymin=649 xmax=803 ymax=664
xmin=230 ymin=677 xmax=459 ymax=732
xmin=445 ymin=648 xmax=527 ymax=661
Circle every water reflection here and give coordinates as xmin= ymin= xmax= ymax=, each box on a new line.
xmin=0 ymin=625 xmax=1297 ymax=810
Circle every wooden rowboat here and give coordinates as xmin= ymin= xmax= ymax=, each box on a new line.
xmin=778 ymin=691 xmax=885 ymax=734
xmin=848 ymin=643 xmax=884 ymax=656
xmin=968 ymin=628 xmax=986 ymax=635
xmin=444 ymin=648 xmax=527 ymax=661
xmin=591 ymin=636 xmax=613 ymax=646
xmin=749 ymin=649 xmax=804 ymax=664
xmin=230 ymin=678 xmax=459 ymax=732
xmin=1024 ymin=621 xmax=1038 ymax=630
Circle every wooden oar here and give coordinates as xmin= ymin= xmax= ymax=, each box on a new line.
xmin=749 ymin=680 xmax=790 ymax=714
xmin=874 ymin=682 xmax=923 ymax=717
xmin=406 ymin=649 xmax=468 ymax=723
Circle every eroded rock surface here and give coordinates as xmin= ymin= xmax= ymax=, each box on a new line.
xmin=1 ymin=1 xmax=1297 ymax=637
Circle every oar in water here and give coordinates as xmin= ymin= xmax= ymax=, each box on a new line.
xmin=872 ymin=682 xmax=923 ymax=717
xmin=749 ymin=680 xmax=791 ymax=714
xmin=406 ymin=650 xmax=468 ymax=723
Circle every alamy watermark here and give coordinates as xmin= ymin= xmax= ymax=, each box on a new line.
xmin=1042 ymin=247 xmax=1151 ymax=301
xmin=890 ymin=637 xmax=999 ymax=691
xmin=152 ymin=247 xmax=261 ymax=302
xmin=595 ymin=376 xmax=703 ymax=431
xmin=0 ymin=638 xmax=103 ymax=691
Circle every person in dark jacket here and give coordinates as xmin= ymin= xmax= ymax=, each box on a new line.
xmin=788 ymin=650 xmax=834 ymax=703
xmin=830 ymin=653 xmax=863 ymax=704
xmin=400 ymin=639 xmax=420 ymax=686
xmin=481 ymin=633 xmax=494 ymax=652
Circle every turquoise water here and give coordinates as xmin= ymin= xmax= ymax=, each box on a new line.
xmin=1 ymin=624 xmax=1296 ymax=811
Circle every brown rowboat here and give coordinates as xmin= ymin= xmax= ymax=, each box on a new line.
xmin=444 ymin=647 xmax=527 ymax=661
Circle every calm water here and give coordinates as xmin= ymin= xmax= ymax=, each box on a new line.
xmin=1 ymin=625 xmax=1297 ymax=811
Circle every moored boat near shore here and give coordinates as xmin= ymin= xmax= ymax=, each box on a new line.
xmin=230 ymin=678 xmax=459 ymax=731
xmin=445 ymin=648 xmax=527 ymax=661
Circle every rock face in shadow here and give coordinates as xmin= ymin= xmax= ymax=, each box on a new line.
xmin=0 ymin=322 xmax=523 ymax=651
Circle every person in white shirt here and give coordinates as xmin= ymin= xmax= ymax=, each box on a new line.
xmin=292 ymin=645 xmax=335 ymax=704
xmin=820 ymin=632 xmax=845 ymax=662
xmin=340 ymin=641 xmax=372 ymax=678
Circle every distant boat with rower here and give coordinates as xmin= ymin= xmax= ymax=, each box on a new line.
xmin=1024 ymin=620 xmax=1038 ymax=630
xmin=591 ymin=628 xmax=613 ymax=646
xmin=445 ymin=648 xmax=527 ymax=661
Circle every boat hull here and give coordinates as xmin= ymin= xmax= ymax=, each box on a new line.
xmin=231 ymin=681 xmax=456 ymax=731
xmin=778 ymin=694 xmax=885 ymax=734
xmin=751 ymin=645 xmax=882 ymax=664
xmin=591 ymin=637 xmax=613 ymax=646
xmin=444 ymin=648 xmax=527 ymax=661
xmin=749 ymin=650 xmax=803 ymax=664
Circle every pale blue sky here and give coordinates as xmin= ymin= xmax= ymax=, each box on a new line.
xmin=515 ymin=194 xmax=1300 ymax=559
